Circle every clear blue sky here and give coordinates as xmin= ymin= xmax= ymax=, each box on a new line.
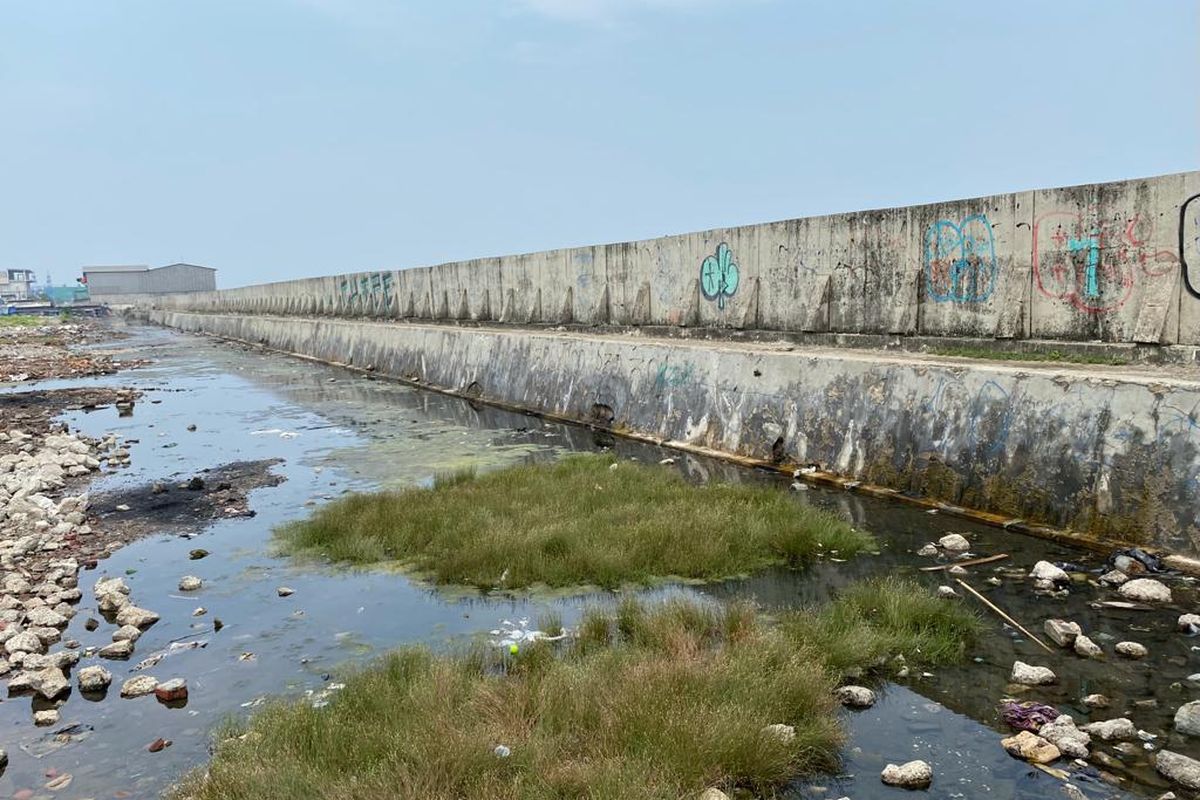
xmin=2 ymin=1 xmax=1196 ymax=288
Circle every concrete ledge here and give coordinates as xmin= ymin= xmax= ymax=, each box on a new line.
xmin=147 ymin=310 xmax=1200 ymax=556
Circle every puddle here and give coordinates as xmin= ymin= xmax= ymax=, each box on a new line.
xmin=0 ymin=322 xmax=1191 ymax=798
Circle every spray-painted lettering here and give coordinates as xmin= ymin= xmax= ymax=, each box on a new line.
xmin=699 ymin=243 xmax=739 ymax=310
xmin=924 ymin=214 xmax=997 ymax=303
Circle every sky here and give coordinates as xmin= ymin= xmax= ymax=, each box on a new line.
xmin=1 ymin=1 xmax=1196 ymax=288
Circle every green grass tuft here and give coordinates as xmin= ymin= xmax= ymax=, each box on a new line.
xmin=172 ymin=580 xmax=976 ymax=800
xmin=276 ymin=454 xmax=873 ymax=590
xmin=0 ymin=315 xmax=50 ymax=328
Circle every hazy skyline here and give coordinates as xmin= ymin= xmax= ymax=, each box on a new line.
xmin=2 ymin=0 xmax=1196 ymax=288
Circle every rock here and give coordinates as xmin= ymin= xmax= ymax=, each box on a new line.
xmin=1116 ymin=641 xmax=1148 ymax=659
xmin=836 ymin=685 xmax=876 ymax=708
xmin=277 ymin=586 xmax=295 ymax=597
xmin=5 ymin=631 xmax=43 ymax=655
xmin=28 ymin=666 xmax=68 ymax=699
xmin=188 ymin=549 xmax=209 ymax=560
xmin=1119 ymin=578 xmax=1172 ymax=603
xmin=112 ymin=624 xmax=141 ymax=642
xmin=83 ymin=617 xmax=99 ymax=631
xmin=1175 ymin=700 xmax=1200 ymax=736
xmin=1029 ymin=561 xmax=1068 ymax=583
xmin=120 ymin=675 xmax=159 ymax=698
xmin=154 ymin=678 xmax=188 ymax=703
xmin=1010 ymin=661 xmax=1057 ymax=686
xmin=1039 ymin=715 xmax=1091 ymax=759
xmin=948 ymin=565 xmax=968 ymax=576
xmin=1061 ymin=785 xmax=1087 ymax=800
xmin=97 ymin=640 xmax=134 ymax=659
xmin=1099 ymin=569 xmax=1129 ymax=586
xmin=115 ymin=605 xmax=159 ymax=628
xmin=937 ymin=585 xmax=958 ymax=599
xmin=916 ymin=544 xmax=938 ymax=557
xmin=1157 ymin=750 xmax=1200 ymax=790
xmin=1082 ymin=717 xmax=1137 ymax=741
xmin=698 ymin=790 xmax=730 ymax=800
xmin=178 ymin=576 xmax=203 ymax=592
xmin=192 ymin=607 xmax=206 ymax=617
xmin=1044 ymin=619 xmax=1082 ymax=648
xmin=147 ymin=737 xmax=172 ymax=752
xmin=939 ymin=533 xmax=970 ymax=552
xmin=881 ymin=760 xmax=933 ymax=789
xmin=1074 ymin=634 xmax=1103 ymax=658
xmin=33 ymin=708 xmax=59 ymax=726
xmin=1179 ymin=613 xmax=1200 ymax=633
xmin=761 ymin=723 xmax=795 ymax=743
xmin=78 ymin=665 xmax=112 ymax=692
xmin=1001 ymin=730 xmax=1061 ymax=764
xmin=23 ymin=606 xmax=67 ymax=628
xmin=187 ymin=424 xmax=197 ymax=432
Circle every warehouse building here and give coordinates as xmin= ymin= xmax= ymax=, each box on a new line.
xmin=82 ymin=263 xmax=216 ymax=301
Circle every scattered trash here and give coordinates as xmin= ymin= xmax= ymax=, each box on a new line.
xmin=1107 ymin=548 xmax=1165 ymax=575
xmin=921 ymin=553 xmax=1009 ymax=572
xmin=494 ymin=745 xmax=512 ymax=758
xmin=489 ymin=618 xmax=569 ymax=648
xmin=1000 ymin=700 xmax=1060 ymax=733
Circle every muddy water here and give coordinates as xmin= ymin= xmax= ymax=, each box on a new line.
xmin=0 ymin=323 xmax=1194 ymax=799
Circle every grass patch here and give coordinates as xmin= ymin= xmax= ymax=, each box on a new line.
xmin=0 ymin=315 xmax=50 ymax=328
xmin=927 ymin=345 xmax=1130 ymax=366
xmin=277 ymin=454 xmax=873 ymax=590
xmin=172 ymin=579 xmax=979 ymax=800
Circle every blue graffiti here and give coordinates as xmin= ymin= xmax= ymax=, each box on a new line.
xmin=924 ymin=214 xmax=998 ymax=303
xmin=699 ymin=243 xmax=739 ymax=310
xmin=654 ymin=361 xmax=694 ymax=390
xmin=1067 ymin=229 xmax=1102 ymax=298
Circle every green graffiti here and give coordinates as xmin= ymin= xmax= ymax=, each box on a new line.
xmin=700 ymin=243 xmax=739 ymax=310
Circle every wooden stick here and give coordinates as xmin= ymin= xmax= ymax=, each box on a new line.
xmin=955 ymin=578 xmax=1054 ymax=653
xmin=920 ymin=553 xmax=1010 ymax=572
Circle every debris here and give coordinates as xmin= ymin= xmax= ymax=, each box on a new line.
xmin=192 ymin=607 xmax=207 ymax=617
xmin=44 ymin=773 xmax=71 ymax=790
xmin=1108 ymin=548 xmax=1164 ymax=575
xmin=1000 ymin=700 xmax=1060 ymax=733
xmin=920 ymin=553 xmax=1009 ymax=572
xmin=277 ymin=586 xmax=295 ymax=597
xmin=147 ymin=737 xmax=172 ymax=753
xmin=154 ymin=678 xmax=188 ymax=703
xmin=957 ymin=579 xmax=1053 ymax=652
xmin=494 ymin=744 xmax=511 ymax=758
xmin=936 ymin=585 xmax=958 ymax=599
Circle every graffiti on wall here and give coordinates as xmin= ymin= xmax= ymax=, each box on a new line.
xmin=337 ymin=272 xmax=394 ymax=309
xmin=1033 ymin=210 xmax=1178 ymax=314
xmin=1182 ymin=194 xmax=1200 ymax=300
xmin=700 ymin=243 xmax=739 ymax=310
xmin=924 ymin=214 xmax=998 ymax=303
xmin=653 ymin=361 xmax=694 ymax=390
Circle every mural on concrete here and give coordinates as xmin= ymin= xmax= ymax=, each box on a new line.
xmin=1033 ymin=210 xmax=1178 ymax=314
xmin=923 ymin=214 xmax=998 ymax=303
xmin=1182 ymin=193 xmax=1200 ymax=300
xmin=337 ymin=271 xmax=394 ymax=309
xmin=700 ymin=243 xmax=740 ymax=310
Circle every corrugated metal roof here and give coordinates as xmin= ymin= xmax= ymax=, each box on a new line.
xmin=82 ymin=265 xmax=149 ymax=273
xmin=157 ymin=263 xmax=216 ymax=271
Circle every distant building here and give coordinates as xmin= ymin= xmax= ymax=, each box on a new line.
xmin=0 ymin=269 xmax=36 ymax=301
xmin=81 ymin=263 xmax=216 ymax=301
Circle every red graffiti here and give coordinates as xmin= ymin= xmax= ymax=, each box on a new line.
xmin=1033 ymin=210 xmax=1179 ymax=314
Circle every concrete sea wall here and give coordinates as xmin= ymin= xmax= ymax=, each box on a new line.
xmin=149 ymin=310 xmax=1200 ymax=556
xmin=148 ymin=171 xmax=1200 ymax=344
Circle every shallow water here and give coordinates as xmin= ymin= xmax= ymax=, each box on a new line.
xmin=0 ymin=323 xmax=1194 ymax=799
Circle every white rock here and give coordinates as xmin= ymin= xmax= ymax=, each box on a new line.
xmin=1175 ymin=700 xmax=1200 ymax=736
xmin=1010 ymin=661 xmax=1057 ymax=686
xmin=33 ymin=708 xmax=59 ymax=726
xmin=78 ymin=664 xmax=112 ymax=692
xmin=835 ymin=685 xmax=876 ymax=708
xmin=28 ymin=666 xmax=69 ymax=699
xmin=1119 ymin=578 xmax=1172 ymax=603
xmin=1116 ymin=641 xmax=1148 ymax=659
xmin=120 ymin=675 xmax=159 ymax=698
xmin=1039 ymin=714 xmax=1091 ymax=759
xmin=938 ymin=533 xmax=970 ymax=552
xmin=1157 ymin=750 xmax=1200 ymax=790
xmin=178 ymin=575 xmax=203 ymax=592
xmin=4 ymin=630 xmax=43 ymax=655
xmin=1082 ymin=717 xmax=1137 ymax=741
xmin=277 ymin=586 xmax=295 ymax=597
xmin=1082 ymin=694 xmax=1109 ymax=708
xmin=937 ymin=585 xmax=958 ymax=599
xmin=881 ymin=760 xmax=933 ymax=789
xmin=115 ymin=605 xmax=159 ymax=628
xmin=1029 ymin=561 xmax=1068 ymax=583
xmin=112 ymin=624 xmax=141 ymax=642
xmin=698 ymin=790 xmax=730 ymax=800
xmin=1074 ymin=634 xmax=1103 ymax=658
xmin=1179 ymin=613 xmax=1200 ymax=633
xmin=916 ymin=544 xmax=938 ymax=557
xmin=24 ymin=606 xmax=67 ymax=628
xmin=97 ymin=640 xmax=134 ymax=659
xmin=1044 ymin=619 xmax=1081 ymax=648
